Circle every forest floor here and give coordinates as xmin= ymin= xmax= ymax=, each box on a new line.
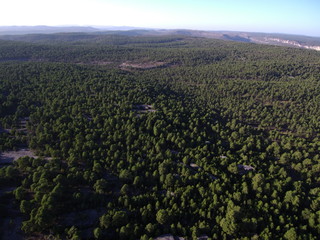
xmin=0 ymin=145 xmax=53 ymax=240
xmin=62 ymin=207 xmax=106 ymax=239
xmin=0 ymin=187 xmax=23 ymax=240
xmin=0 ymin=147 xmax=49 ymax=240
xmin=0 ymin=127 xmax=9 ymax=133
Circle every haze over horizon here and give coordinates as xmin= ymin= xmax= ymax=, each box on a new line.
xmin=1 ymin=0 xmax=319 ymax=37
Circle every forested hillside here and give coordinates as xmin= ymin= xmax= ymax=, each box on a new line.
xmin=0 ymin=34 xmax=320 ymax=240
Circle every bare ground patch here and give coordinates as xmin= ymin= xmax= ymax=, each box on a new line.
xmin=120 ymin=61 xmax=168 ymax=70
xmin=0 ymin=148 xmax=38 ymax=166
xmin=133 ymin=104 xmax=157 ymax=117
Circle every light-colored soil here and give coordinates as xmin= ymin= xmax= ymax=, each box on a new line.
xmin=0 ymin=148 xmax=38 ymax=165
xmin=137 ymin=109 xmax=157 ymax=113
xmin=238 ymin=164 xmax=255 ymax=175
xmin=134 ymin=104 xmax=156 ymax=111
xmin=154 ymin=234 xmax=176 ymax=240
xmin=120 ymin=61 xmax=167 ymax=69
xmin=190 ymin=163 xmax=200 ymax=169
xmin=133 ymin=104 xmax=157 ymax=116
xmin=238 ymin=164 xmax=254 ymax=171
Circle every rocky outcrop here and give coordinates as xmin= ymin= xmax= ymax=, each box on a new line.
xmin=252 ymin=37 xmax=320 ymax=51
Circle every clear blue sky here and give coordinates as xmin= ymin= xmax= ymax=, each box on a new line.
xmin=1 ymin=0 xmax=319 ymax=36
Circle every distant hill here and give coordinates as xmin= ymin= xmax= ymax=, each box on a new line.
xmin=0 ymin=26 xmax=99 ymax=35
xmin=156 ymin=30 xmax=320 ymax=50
xmin=0 ymin=26 xmax=150 ymax=35
xmin=1 ymin=26 xmax=320 ymax=50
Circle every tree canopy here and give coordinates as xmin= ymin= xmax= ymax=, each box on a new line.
xmin=0 ymin=33 xmax=320 ymax=239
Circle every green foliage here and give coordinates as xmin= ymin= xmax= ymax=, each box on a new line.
xmin=93 ymin=179 xmax=109 ymax=194
xmin=156 ymin=209 xmax=170 ymax=225
xmin=93 ymin=227 xmax=102 ymax=239
xmin=220 ymin=201 xmax=242 ymax=235
xmin=284 ymin=228 xmax=298 ymax=240
xmin=67 ymin=226 xmax=81 ymax=240
xmin=112 ymin=211 xmax=128 ymax=228
xmin=0 ymin=34 xmax=319 ymax=239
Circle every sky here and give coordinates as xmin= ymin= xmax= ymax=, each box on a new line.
xmin=0 ymin=0 xmax=319 ymax=36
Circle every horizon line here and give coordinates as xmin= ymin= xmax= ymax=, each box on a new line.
xmin=0 ymin=25 xmax=319 ymax=38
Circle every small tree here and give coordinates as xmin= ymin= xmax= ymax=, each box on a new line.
xmin=284 ymin=228 xmax=297 ymax=240
xmin=93 ymin=227 xmax=102 ymax=239
xmin=156 ymin=209 xmax=170 ymax=225
xmin=112 ymin=211 xmax=128 ymax=228
xmin=93 ymin=179 xmax=108 ymax=194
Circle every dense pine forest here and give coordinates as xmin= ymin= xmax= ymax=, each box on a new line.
xmin=0 ymin=34 xmax=320 ymax=240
